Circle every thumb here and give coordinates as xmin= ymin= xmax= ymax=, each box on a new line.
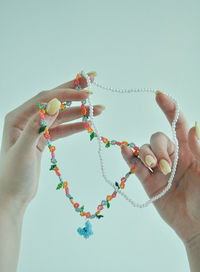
xmin=188 ymin=121 xmax=200 ymax=161
xmin=16 ymin=98 xmax=61 ymax=149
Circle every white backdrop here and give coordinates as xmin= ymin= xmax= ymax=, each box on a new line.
xmin=0 ymin=0 xmax=200 ymax=271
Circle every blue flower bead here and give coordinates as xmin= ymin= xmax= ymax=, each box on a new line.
xmin=77 ymin=220 xmax=93 ymax=239
xmin=101 ymin=200 xmax=107 ymax=206
xmin=111 ymin=140 xmax=116 ymax=145
xmin=51 ymin=158 xmax=57 ymax=164
xmin=41 ymin=120 xmax=47 ymax=126
xmin=66 ymin=101 xmax=72 ymax=106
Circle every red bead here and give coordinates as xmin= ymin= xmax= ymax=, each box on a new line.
xmin=56 ymin=171 xmax=61 ymax=177
xmin=134 ymin=146 xmax=139 ymax=151
xmin=74 ymin=79 xmax=79 ymax=86
xmin=121 ymin=177 xmax=127 ymax=183
xmin=116 ymin=142 xmax=121 ymax=146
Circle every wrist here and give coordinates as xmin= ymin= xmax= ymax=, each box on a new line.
xmin=0 ymin=192 xmax=27 ymax=220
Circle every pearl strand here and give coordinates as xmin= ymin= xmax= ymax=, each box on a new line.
xmin=81 ymin=71 xmax=180 ymax=208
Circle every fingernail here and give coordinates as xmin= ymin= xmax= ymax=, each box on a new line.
xmin=83 ymin=89 xmax=93 ymax=94
xmin=155 ymin=90 xmax=163 ymax=96
xmin=195 ymin=121 xmax=200 ymax=140
xmin=46 ymin=98 xmax=61 ymax=115
xmin=88 ymin=71 xmax=97 ymax=77
xmin=96 ymin=104 xmax=106 ymax=110
xmin=145 ymin=155 xmax=156 ymax=167
xmin=159 ymin=159 xmax=171 ymax=175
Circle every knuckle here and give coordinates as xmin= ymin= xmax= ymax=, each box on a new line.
xmin=150 ymin=131 xmax=165 ymax=140
xmin=4 ymin=110 xmax=15 ymax=121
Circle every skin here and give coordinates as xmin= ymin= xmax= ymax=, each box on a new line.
xmin=121 ymin=92 xmax=200 ymax=271
xmin=0 ymin=75 xmax=199 ymax=271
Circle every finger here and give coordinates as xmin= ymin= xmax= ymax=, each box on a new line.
xmin=37 ymin=121 xmax=90 ymax=151
xmin=121 ymin=145 xmax=151 ymax=183
xmin=5 ymin=72 xmax=95 ymax=132
xmin=188 ymin=122 xmax=200 ymax=161
xmin=121 ymin=143 xmax=174 ymax=200
xmin=54 ymin=105 xmax=105 ymax=127
xmin=155 ymin=92 xmax=190 ymax=147
xmin=150 ymin=131 xmax=175 ymax=175
xmin=137 ymin=144 xmax=158 ymax=169
xmin=14 ymin=108 xmax=60 ymax=150
xmin=55 ymin=71 xmax=96 ymax=89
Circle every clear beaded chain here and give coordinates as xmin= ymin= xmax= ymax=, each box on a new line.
xmin=80 ymin=70 xmax=180 ymax=208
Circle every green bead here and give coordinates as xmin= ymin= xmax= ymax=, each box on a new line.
xmin=105 ymin=141 xmax=110 ymax=148
xmin=37 ymin=101 xmax=42 ymax=109
xmin=39 ymin=126 xmax=46 ymax=134
xmin=56 ymin=182 xmax=63 ymax=190
xmin=90 ymin=131 xmax=95 ymax=141
xmin=115 ymin=182 xmax=120 ymax=189
xmin=96 ymin=214 xmax=104 ymax=219
xmin=49 ymin=164 xmax=57 ymax=170
xmin=106 ymin=200 xmax=110 ymax=208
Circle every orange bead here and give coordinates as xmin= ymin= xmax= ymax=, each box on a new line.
xmin=122 ymin=141 xmax=128 ymax=146
xmin=61 ymin=103 xmax=66 ymax=109
xmin=39 ymin=109 xmax=45 ymax=114
xmin=50 ymin=146 xmax=56 ymax=152
xmin=130 ymin=167 xmax=135 ymax=174
xmin=95 ymin=210 xmax=100 ymax=215
xmin=62 ymin=182 xmax=68 ymax=188
xmin=120 ymin=182 xmax=125 ymax=189
xmin=134 ymin=151 xmax=139 ymax=156
xmin=54 ymin=166 xmax=59 ymax=171
xmin=106 ymin=195 xmax=112 ymax=201
xmin=80 ymin=212 xmax=86 ymax=216
xmin=102 ymin=137 xmax=108 ymax=144
xmin=70 ymin=199 xmax=74 ymax=205
xmin=88 ymin=127 xmax=93 ymax=133
xmin=76 ymin=73 xmax=80 ymax=80
xmin=81 ymin=109 xmax=87 ymax=115
xmin=45 ymin=127 xmax=49 ymax=133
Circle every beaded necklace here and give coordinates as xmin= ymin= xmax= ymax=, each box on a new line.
xmin=37 ymin=71 xmax=180 ymax=239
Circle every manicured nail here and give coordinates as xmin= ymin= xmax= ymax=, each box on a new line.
xmin=88 ymin=71 xmax=97 ymax=77
xmin=159 ymin=159 xmax=171 ymax=175
xmin=46 ymin=98 xmax=61 ymax=115
xmin=155 ymin=90 xmax=163 ymax=96
xmin=83 ymin=90 xmax=93 ymax=94
xmin=96 ymin=104 xmax=106 ymax=110
xmin=145 ymin=155 xmax=156 ymax=167
xmin=195 ymin=121 xmax=200 ymax=140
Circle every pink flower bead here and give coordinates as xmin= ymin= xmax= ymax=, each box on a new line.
xmin=121 ymin=177 xmax=127 ymax=183
xmin=65 ymin=187 xmax=69 ymax=194
xmin=112 ymin=192 xmax=117 ymax=198
xmin=74 ymin=203 xmax=79 ymax=209
xmin=86 ymin=212 xmax=91 ymax=218
xmin=81 ymin=104 xmax=85 ymax=110
xmin=44 ymin=133 xmax=50 ymax=139
xmin=97 ymin=205 xmax=103 ymax=211
xmin=85 ymin=122 xmax=90 ymax=128
xmin=40 ymin=114 xmax=44 ymax=119
xmin=51 ymin=152 xmax=55 ymax=158
xmin=56 ymin=171 xmax=61 ymax=177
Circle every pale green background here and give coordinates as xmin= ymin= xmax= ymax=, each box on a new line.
xmin=0 ymin=0 xmax=200 ymax=271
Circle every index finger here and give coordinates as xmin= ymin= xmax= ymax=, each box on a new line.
xmin=155 ymin=91 xmax=190 ymax=146
xmin=6 ymin=72 xmax=95 ymax=130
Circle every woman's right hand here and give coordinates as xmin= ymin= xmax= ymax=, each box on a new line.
xmin=0 ymin=72 xmax=104 ymax=212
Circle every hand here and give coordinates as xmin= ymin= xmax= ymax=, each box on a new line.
xmin=121 ymin=92 xmax=200 ymax=247
xmin=0 ymin=72 xmax=104 ymax=211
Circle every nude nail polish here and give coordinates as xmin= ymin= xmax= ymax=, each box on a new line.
xmin=159 ymin=159 xmax=171 ymax=175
